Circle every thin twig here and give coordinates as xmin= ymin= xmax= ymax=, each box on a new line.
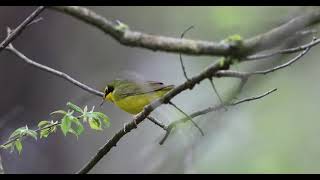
xmin=0 ymin=6 xmax=45 ymax=53
xmin=249 ymin=46 xmax=311 ymax=75
xmin=1 ymin=121 xmax=60 ymax=148
xmin=192 ymin=88 xmax=277 ymax=118
xmin=26 ymin=17 xmax=44 ymax=27
xmin=215 ymin=37 xmax=316 ymax=79
xmin=215 ymin=46 xmax=309 ymax=78
xmin=245 ymin=37 xmax=320 ymax=61
xmin=147 ymin=116 xmax=167 ymax=131
xmin=179 ymin=54 xmax=189 ymax=80
xmin=297 ymin=29 xmax=317 ymax=36
xmin=5 ymin=43 xmax=104 ymax=97
xmin=159 ymin=88 xmax=277 ymax=145
xmin=168 ymin=101 xmax=204 ymax=136
xmin=159 ymin=127 xmax=173 ymax=145
xmin=179 ymin=25 xmax=194 ymax=80
xmin=237 ymin=77 xmax=248 ymax=94
xmin=230 ymin=88 xmax=277 ymax=106
xmin=208 ymin=78 xmax=227 ymax=111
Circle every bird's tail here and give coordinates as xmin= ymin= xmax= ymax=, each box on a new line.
xmin=163 ymin=85 xmax=175 ymax=91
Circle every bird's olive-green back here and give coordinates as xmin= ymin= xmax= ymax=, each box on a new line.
xmin=108 ymin=79 xmax=174 ymax=100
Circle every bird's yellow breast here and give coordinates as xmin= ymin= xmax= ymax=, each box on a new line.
xmin=106 ymin=91 xmax=168 ymax=115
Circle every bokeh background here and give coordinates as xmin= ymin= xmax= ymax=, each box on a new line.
xmin=0 ymin=6 xmax=320 ymax=174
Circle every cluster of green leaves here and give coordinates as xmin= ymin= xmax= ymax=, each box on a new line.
xmin=0 ymin=102 xmax=110 ymax=154
xmin=1 ymin=126 xmax=37 ymax=154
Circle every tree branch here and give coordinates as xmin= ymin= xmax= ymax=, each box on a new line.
xmin=1 ymin=121 xmax=60 ymax=148
xmin=50 ymin=6 xmax=320 ymax=57
xmin=5 ymin=43 xmax=104 ymax=97
xmin=159 ymin=88 xmax=277 ymax=144
xmin=215 ymin=37 xmax=316 ymax=79
xmin=74 ymin=14 xmax=320 ymax=173
xmin=0 ymin=6 xmax=45 ymax=53
xmin=77 ymin=58 xmax=233 ymax=174
xmin=168 ymin=101 xmax=204 ymax=136
xmin=245 ymin=36 xmax=320 ymax=60
xmin=249 ymin=46 xmax=310 ymax=75
xmin=244 ymin=9 xmax=320 ymax=54
xmin=190 ymin=88 xmax=277 ymax=118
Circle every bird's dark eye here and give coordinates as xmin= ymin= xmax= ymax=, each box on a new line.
xmin=105 ymin=85 xmax=114 ymax=94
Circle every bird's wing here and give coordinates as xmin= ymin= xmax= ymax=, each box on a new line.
xmin=115 ymin=80 xmax=174 ymax=98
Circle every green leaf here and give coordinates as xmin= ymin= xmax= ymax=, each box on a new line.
xmin=73 ymin=121 xmax=84 ymax=136
xmin=50 ymin=110 xmax=67 ymax=116
xmin=61 ymin=115 xmax=72 ymax=136
xmin=93 ymin=112 xmax=111 ymax=128
xmin=38 ymin=121 xmax=58 ymax=138
xmin=9 ymin=126 xmax=31 ymax=140
xmin=15 ymin=140 xmax=22 ymax=154
xmin=68 ymin=128 xmax=79 ymax=139
xmin=40 ymin=129 xmax=51 ymax=138
xmin=88 ymin=118 xmax=102 ymax=131
xmin=25 ymin=130 xmax=37 ymax=140
xmin=70 ymin=117 xmax=84 ymax=136
xmin=67 ymin=102 xmax=83 ymax=113
xmin=9 ymin=128 xmax=23 ymax=140
xmin=83 ymin=106 xmax=88 ymax=114
xmin=67 ymin=110 xmax=74 ymax=116
xmin=40 ymin=126 xmax=56 ymax=138
xmin=38 ymin=120 xmax=51 ymax=128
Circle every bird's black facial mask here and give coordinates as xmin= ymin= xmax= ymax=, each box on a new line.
xmin=104 ymin=85 xmax=114 ymax=96
xmin=101 ymin=85 xmax=114 ymax=107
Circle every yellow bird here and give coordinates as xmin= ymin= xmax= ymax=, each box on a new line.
xmin=102 ymin=79 xmax=174 ymax=115
xmin=102 ymin=79 xmax=204 ymax=136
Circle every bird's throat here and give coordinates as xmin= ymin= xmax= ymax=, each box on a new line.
xmin=106 ymin=93 xmax=114 ymax=103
